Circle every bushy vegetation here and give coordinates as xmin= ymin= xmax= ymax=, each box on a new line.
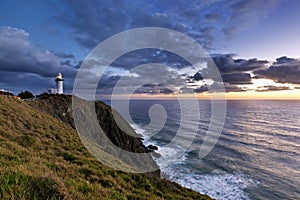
xmin=17 ymin=90 xmax=34 ymax=99
xmin=0 ymin=96 xmax=212 ymax=200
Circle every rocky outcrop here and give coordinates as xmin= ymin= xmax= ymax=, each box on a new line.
xmin=30 ymin=94 xmax=159 ymax=176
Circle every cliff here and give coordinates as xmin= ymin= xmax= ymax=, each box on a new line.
xmin=0 ymin=95 xmax=212 ymax=200
xmin=30 ymin=94 xmax=159 ymax=175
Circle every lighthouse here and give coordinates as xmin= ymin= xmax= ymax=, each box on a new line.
xmin=55 ymin=73 xmax=64 ymax=94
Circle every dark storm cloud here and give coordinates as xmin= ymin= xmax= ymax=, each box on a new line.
xmin=188 ymin=54 xmax=267 ymax=85
xmin=53 ymin=0 xmax=277 ymax=50
xmin=254 ymin=56 xmax=300 ymax=84
xmin=274 ymin=56 xmax=295 ymax=64
xmin=224 ymin=84 xmax=247 ymax=92
xmin=0 ymin=26 xmax=77 ymax=78
xmin=256 ymin=86 xmax=291 ymax=92
xmin=188 ymin=54 xmax=269 ymax=85
xmin=192 ymin=72 xmax=204 ymax=81
xmin=142 ymin=83 xmax=164 ymax=88
xmin=222 ymin=73 xmax=252 ymax=84
xmin=134 ymin=84 xmax=173 ymax=95
xmin=186 ymin=71 xmax=204 ymax=83
xmin=194 ymin=85 xmax=209 ymax=93
xmin=159 ymin=88 xmax=173 ymax=94
xmin=194 ymin=83 xmax=246 ymax=93
xmin=209 ymin=54 xmax=268 ymax=73
xmin=255 ymin=66 xmax=300 ymax=84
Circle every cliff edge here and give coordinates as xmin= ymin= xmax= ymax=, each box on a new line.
xmin=0 ymin=95 xmax=212 ymax=200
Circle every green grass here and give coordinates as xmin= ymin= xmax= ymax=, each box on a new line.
xmin=0 ymin=171 xmax=66 ymax=200
xmin=0 ymin=96 xmax=212 ymax=200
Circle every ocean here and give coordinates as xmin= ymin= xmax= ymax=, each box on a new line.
xmin=108 ymin=100 xmax=300 ymax=200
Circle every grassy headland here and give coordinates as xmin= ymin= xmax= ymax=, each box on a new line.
xmin=0 ymin=95 xmax=212 ymax=200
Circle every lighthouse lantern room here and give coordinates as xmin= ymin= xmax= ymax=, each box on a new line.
xmin=55 ymin=73 xmax=64 ymax=94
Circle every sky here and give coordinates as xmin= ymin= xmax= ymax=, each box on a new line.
xmin=0 ymin=0 xmax=299 ymax=99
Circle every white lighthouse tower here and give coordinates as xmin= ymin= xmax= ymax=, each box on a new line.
xmin=55 ymin=73 xmax=64 ymax=94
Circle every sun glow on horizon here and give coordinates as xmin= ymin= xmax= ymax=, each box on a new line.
xmin=97 ymin=88 xmax=300 ymax=100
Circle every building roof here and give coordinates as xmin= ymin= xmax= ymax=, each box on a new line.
xmin=0 ymin=89 xmax=13 ymax=93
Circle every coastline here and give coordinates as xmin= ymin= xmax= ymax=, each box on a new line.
xmin=131 ymin=120 xmax=257 ymax=200
xmin=0 ymin=94 xmax=212 ymax=199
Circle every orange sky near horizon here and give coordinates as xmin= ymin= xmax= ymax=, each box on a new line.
xmin=223 ymin=90 xmax=300 ymax=100
xmin=99 ymin=89 xmax=300 ymax=100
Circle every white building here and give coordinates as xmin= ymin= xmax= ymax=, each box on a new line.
xmin=0 ymin=89 xmax=14 ymax=97
xmin=55 ymin=73 xmax=64 ymax=94
xmin=49 ymin=73 xmax=64 ymax=94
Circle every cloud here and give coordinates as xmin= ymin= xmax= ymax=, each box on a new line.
xmin=142 ymin=83 xmax=163 ymax=88
xmin=2 ymin=2 xmax=298 ymax=96
xmin=209 ymin=54 xmax=268 ymax=73
xmin=179 ymin=86 xmax=195 ymax=94
xmin=0 ymin=26 xmax=77 ymax=93
xmin=54 ymin=0 xmax=183 ymax=49
xmin=254 ymin=56 xmax=300 ymax=84
xmin=256 ymin=85 xmax=291 ymax=92
xmin=82 ymin=52 xmax=300 ymax=96
xmin=193 ymin=72 xmax=204 ymax=81
xmin=275 ymin=56 xmax=295 ymax=64
xmin=135 ymin=84 xmax=173 ymax=95
xmin=188 ymin=54 xmax=267 ymax=85
xmin=223 ymin=0 xmax=279 ymax=38
xmin=52 ymin=0 xmax=278 ymax=50
xmin=188 ymin=72 xmax=203 ymax=82
xmin=110 ymin=49 xmax=191 ymax=70
xmin=222 ymin=73 xmax=252 ymax=84
xmin=194 ymin=83 xmax=246 ymax=93
xmin=204 ymin=13 xmax=220 ymax=22
xmin=91 ymin=63 xmax=188 ymax=95
xmin=194 ymin=85 xmax=209 ymax=93
xmin=224 ymin=84 xmax=247 ymax=92
xmin=0 ymin=71 xmax=52 ymax=94
xmin=54 ymin=53 xmax=75 ymax=59
xmin=0 ymin=26 xmax=77 ymax=78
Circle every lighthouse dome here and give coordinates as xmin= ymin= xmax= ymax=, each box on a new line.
xmin=56 ymin=73 xmax=62 ymax=80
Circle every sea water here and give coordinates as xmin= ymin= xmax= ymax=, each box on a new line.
xmin=108 ymin=100 xmax=300 ymax=200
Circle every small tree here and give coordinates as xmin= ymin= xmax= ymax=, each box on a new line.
xmin=18 ymin=90 xmax=34 ymax=99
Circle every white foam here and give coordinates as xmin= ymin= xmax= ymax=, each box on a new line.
xmin=131 ymin=123 xmax=188 ymax=168
xmin=131 ymin=123 xmax=258 ymax=200
xmin=131 ymin=123 xmax=151 ymax=146
xmin=163 ymin=166 xmax=258 ymax=200
xmin=155 ymin=146 xmax=188 ymax=168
